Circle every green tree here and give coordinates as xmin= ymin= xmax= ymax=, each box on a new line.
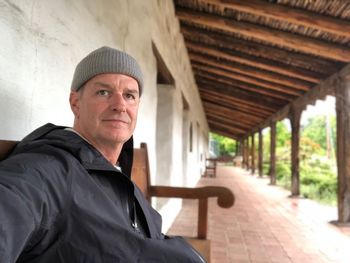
xmin=210 ymin=133 xmax=235 ymax=156
xmin=276 ymin=120 xmax=290 ymax=148
xmin=301 ymin=115 xmax=336 ymax=155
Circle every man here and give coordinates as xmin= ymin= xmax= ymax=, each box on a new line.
xmin=0 ymin=47 xmax=205 ymax=262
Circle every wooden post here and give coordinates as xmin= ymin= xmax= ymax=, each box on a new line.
xmin=242 ymin=138 xmax=246 ymax=168
xmin=239 ymin=139 xmax=243 ymax=156
xmin=336 ymin=75 xmax=350 ymax=223
xmin=246 ymin=137 xmax=250 ymax=170
xmin=251 ymin=134 xmax=256 ymax=175
xmin=198 ymin=198 xmax=208 ymax=239
xmin=269 ymin=122 xmax=277 ymax=185
xmin=258 ymin=129 xmax=263 ymax=177
xmin=289 ymin=104 xmax=302 ymax=196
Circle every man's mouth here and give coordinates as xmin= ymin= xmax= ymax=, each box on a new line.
xmin=103 ymin=119 xmax=129 ymax=124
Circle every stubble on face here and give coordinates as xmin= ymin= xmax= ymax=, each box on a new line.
xmin=70 ymin=74 xmax=140 ymax=159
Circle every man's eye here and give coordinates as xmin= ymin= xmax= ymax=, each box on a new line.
xmin=97 ymin=90 xmax=110 ymax=96
xmin=125 ymin=93 xmax=136 ymax=100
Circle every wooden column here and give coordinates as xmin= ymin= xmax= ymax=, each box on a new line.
xmin=258 ymin=129 xmax=263 ymax=177
xmin=289 ymin=104 xmax=302 ymax=196
xmin=236 ymin=139 xmax=242 ymax=157
xmin=246 ymin=137 xmax=250 ymax=170
xmin=242 ymin=138 xmax=247 ymax=168
xmin=251 ymin=134 xmax=256 ymax=175
xmin=269 ymin=122 xmax=277 ymax=185
xmin=239 ymin=139 xmax=243 ymax=156
xmin=336 ymin=75 xmax=350 ymax=223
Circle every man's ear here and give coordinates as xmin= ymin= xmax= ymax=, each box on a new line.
xmin=69 ymin=91 xmax=80 ymax=117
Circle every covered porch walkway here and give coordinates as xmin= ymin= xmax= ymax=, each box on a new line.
xmin=167 ymin=166 xmax=350 ymax=263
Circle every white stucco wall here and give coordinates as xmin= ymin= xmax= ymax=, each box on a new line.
xmin=0 ymin=0 xmax=209 ymax=232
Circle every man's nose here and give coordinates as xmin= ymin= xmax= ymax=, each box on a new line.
xmin=110 ymin=93 xmax=126 ymax=112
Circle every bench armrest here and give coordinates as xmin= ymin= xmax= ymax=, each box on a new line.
xmin=149 ymin=185 xmax=234 ymax=208
xmin=149 ymin=185 xmax=234 ymax=239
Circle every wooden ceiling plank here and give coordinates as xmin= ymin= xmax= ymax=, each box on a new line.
xmin=203 ymin=0 xmax=350 ymax=38
xmin=208 ymin=119 xmax=247 ymax=133
xmin=186 ymin=41 xmax=320 ymax=83
xmin=204 ymin=101 xmax=264 ymax=121
xmin=210 ymin=123 xmax=246 ymax=137
xmin=210 ymin=128 xmax=240 ymax=140
xmin=207 ymin=114 xmax=251 ymax=131
xmin=176 ymin=8 xmax=350 ymax=62
xmin=198 ymin=83 xmax=284 ymax=112
xmin=196 ymin=71 xmax=294 ymax=101
xmin=193 ymin=63 xmax=305 ymax=95
xmin=190 ymin=52 xmax=313 ymax=90
xmin=181 ymin=25 xmax=340 ymax=74
xmin=205 ymin=108 xmax=260 ymax=127
xmin=204 ymin=102 xmax=270 ymax=123
xmin=202 ymin=95 xmax=272 ymax=118
xmin=201 ymin=88 xmax=276 ymax=114
xmin=210 ymin=126 xmax=242 ymax=139
xmin=198 ymin=81 xmax=284 ymax=110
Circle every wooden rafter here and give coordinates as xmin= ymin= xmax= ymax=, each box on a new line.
xmin=208 ymin=119 xmax=247 ymax=134
xmin=203 ymin=0 xmax=350 ymax=38
xmin=202 ymin=97 xmax=269 ymax=122
xmin=206 ymin=114 xmax=252 ymax=131
xmin=182 ymin=26 xmax=339 ymax=75
xmin=206 ymin=106 xmax=261 ymax=130
xmin=199 ymin=88 xmax=276 ymax=115
xmin=186 ymin=41 xmax=321 ymax=83
xmin=198 ymin=80 xmax=284 ymax=110
xmin=193 ymin=63 xmax=306 ymax=96
xmin=190 ymin=52 xmax=313 ymax=90
xmin=177 ymin=8 xmax=350 ymax=62
xmin=195 ymin=71 xmax=295 ymax=101
xmin=202 ymin=97 xmax=270 ymax=122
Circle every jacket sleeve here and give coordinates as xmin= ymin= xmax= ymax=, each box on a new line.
xmin=0 ymin=155 xmax=63 ymax=262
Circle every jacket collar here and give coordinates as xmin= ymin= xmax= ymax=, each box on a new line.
xmin=15 ymin=123 xmax=134 ymax=178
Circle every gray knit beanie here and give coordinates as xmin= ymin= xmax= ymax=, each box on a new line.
xmin=71 ymin=46 xmax=143 ymax=95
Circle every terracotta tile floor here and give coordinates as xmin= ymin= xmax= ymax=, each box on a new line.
xmin=167 ymin=166 xmax=350 ymax=263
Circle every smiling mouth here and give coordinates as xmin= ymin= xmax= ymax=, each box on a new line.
xmin=103 ymin=119 xmax=129 ymax=124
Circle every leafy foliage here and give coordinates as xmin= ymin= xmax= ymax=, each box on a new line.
xmin=301 ymin=115 xmax=336 ymax=153
xmin=211 ymin=108 xmax=337 ymax=206
xmin=210 ymin=133 xmax=235 ymax=156
xmin=262 ymin=116 xmax=337 ymax=206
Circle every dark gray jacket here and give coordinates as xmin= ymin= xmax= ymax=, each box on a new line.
xmin=0 ymin=123 xmax=205 ymax=262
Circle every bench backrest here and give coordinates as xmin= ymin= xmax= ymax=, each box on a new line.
xmin=0 ymin=140 xmax=17 ymax=160
xmin=131 ymin=142 xmax=151 ymax=201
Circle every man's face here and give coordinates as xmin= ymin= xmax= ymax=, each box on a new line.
xmin=70 ymin=73 xmax=140 ymax=148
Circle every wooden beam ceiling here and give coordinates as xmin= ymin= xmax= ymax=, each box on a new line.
xmin=176 ymin=8 xmax=350 ymax=62
xmin=195 ymin=71 xmax=295 ymax=101
xmin=186 ymin=40 xmax=322 ymax=83
xmin=189 ymin=52 xmax=314 ymax=90
xmin=173 ymin=0 xmax=349 ymax=139
xmin=181 ymin=26 xmax=340 ymax=75
xmin=193 ymin=63 xmax=306 ymax=95
xmin=203 ymin=0 xmax=350 ymax=38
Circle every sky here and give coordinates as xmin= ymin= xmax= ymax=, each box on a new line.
xmin=301 ymin=95 xmax=336 ymax=125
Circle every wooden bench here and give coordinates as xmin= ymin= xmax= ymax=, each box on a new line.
xmin=0 ymin=140 xmax=235 ymax=262
xmin=132 ymin=143 xmax=234 ymax=262
xmin=0 ymin=140 xmax=17 ymax=160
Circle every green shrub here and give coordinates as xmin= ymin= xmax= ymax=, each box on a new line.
xmin=263 ymin=162 xmax=269 ymax=175
xmin=276 ymin=162 xmax=291 ymax=189
xmin=300 ymin=158 xmax=337 ymax=205
xmin=276 ymin=162 xmax=290 ymax=180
